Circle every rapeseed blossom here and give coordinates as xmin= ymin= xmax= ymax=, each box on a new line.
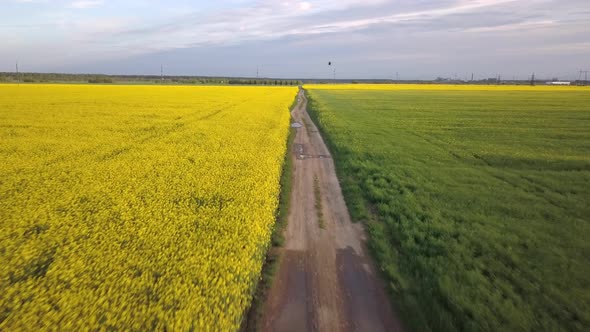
xmin=0 ymin=84 xmax=297 ymax=331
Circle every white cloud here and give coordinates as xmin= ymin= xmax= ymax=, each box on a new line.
xmin=299 ymin=2 xmax=311 ymax=11
xmin=12 ymin=0 xmax=48 ymax=3
xmin=2 ymin=0 xmax=589 ymax=78
xmin=301 ymin=0 xmax=519 ymax=33
xmin=69 ymin=0 xmax=103 ymax=9
xmin=464 ymin=20 xmax=557 ymax=33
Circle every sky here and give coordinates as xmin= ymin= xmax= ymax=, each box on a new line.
xmin=1 ymin=0 xmax=589 ymax=79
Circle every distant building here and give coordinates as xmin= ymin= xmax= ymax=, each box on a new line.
xmin=545 ymin=81 xmax=571 ymax=85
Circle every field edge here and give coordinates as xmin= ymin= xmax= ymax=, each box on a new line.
xmin=304 ymin=88 xmax=428 ymax=331
xmin=239 ymin=92 xmax=299 ymax=332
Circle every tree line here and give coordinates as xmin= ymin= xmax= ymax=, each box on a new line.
xmin=0 ymin=72 xmax=302 ymax=86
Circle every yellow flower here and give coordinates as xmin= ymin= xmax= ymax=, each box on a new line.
xmin=0 ymin=84 xmax=297 ymax=331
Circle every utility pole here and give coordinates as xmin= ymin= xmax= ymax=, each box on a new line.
xmin=530 ymin=72 xmax=535 ymax=86
xmin=256 ymin=65 xmax=259 ymax=79
xmin=578 ymin=70 xmax=589 ymax=85
xmin=160 ymin=64 xmax=163 ymax=82
xmin=16 ymin=61 xmax=20 ymax=83
xmin=471 ymin=73 xmax=474 ymax=82
xmin=328 ymin=60 xmax=335 ymax=83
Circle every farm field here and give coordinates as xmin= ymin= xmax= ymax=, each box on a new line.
xmin=0 ymin=84 xmax=297 ymax=330
xmin=304 ymin=84 xmax=590 ymax=331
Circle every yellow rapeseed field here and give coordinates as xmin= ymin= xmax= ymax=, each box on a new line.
xmin=0 ymin=84 xmax=297 ymax=331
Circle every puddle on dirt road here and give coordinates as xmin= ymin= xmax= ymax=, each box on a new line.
xmin=294 ymin=143 xmax=331 ymax=160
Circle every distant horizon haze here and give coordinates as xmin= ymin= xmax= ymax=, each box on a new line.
xmin=1 ymin=0 xmax=589 ymax=80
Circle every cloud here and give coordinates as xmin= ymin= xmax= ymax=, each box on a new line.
xmin=13 ymin=0 xmax=46 ymax=2
xmin=106 ymin=0 xmax=526 ymax=53
xmin=463 ymin=20 xmax=557 ymax=33
xmin=2 ymin=0 xmax=589 ymax=78
xmin=299 ymin=2 xmax=311 ymax=11
xmin=69 ymin=0 xmax=103 ymax=9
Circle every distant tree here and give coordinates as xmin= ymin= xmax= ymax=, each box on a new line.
xmin=88 ymin=77 xmax=113 ymax=84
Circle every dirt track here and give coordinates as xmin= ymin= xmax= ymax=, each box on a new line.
xmin=261 ymin=89 xmax=405 ymax=332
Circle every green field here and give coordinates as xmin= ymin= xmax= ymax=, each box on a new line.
xmin=305 ymin=86 xmax=590 ymax=331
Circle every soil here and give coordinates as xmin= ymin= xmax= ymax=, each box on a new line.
xmin=261 ymin=89 xmax=405 ymax=332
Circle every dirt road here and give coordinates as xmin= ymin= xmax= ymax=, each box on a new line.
xmin=261 ymin=89 xmax=405 ymax=332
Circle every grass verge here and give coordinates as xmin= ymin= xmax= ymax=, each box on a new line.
xmin=313 ymin=174 xmax=325 ymax=229
xmin=303 ymin=88 xmax=434 ymax=331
